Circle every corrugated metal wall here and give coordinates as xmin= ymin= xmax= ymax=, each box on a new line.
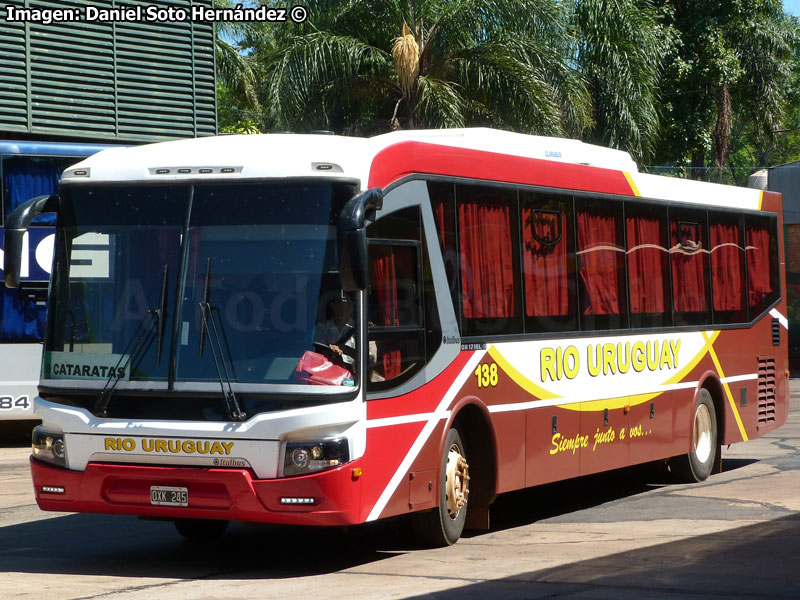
xmin=768 ymin=161 xmax=800 ymax=224
xmin=0 ymin=0 xmax=216 ymax=141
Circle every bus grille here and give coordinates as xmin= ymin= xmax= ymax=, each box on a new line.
xmin=757 ymin=356 xmax=776 ymax=428
xmin=772 ymin=318 xmax=780 ymax=346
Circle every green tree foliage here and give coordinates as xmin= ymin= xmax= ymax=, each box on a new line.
xmin=218 ymin=1 xmax=664 ymax=160
xmin=259 ymin=0 xmax=595 ymax=138
xmin=652 ymin=0 xmax=796 ymax=180
xmin=214 ymin=0 xmax=799 ymax=172
xmin=214 ymin=0 xmax=272 ymax=131
xmin=573 ymin=0 xmax=666 ymax=160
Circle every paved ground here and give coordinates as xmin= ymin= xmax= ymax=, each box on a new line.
xmin=1 ymin=383 xmax=798 ymax=600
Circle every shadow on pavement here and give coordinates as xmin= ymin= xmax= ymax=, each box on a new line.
xmin=0 ymin=420 xmax=38 ymax=447
xmin=0 ymin=513 xmax=401 ymax=579
xmin=0 ymin=454 xmax=772 ymax=582
xmin=402 ymin=513 xmax=800 ymax=600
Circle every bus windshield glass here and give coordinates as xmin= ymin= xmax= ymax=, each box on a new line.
xmin=45 ymin=181 xmax=360 ymax=391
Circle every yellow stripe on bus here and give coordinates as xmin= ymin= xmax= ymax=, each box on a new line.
xmin=702 ymin=331 xmax=748 ymax=441
xmin=487 ymin=332 xmax=721 ymax=413
xmin=487 ymin=345 xmax=560 ymax=401
xmin=624 ymin=172 xmax=641 ymax=197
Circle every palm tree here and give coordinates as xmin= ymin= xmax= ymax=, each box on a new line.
xmin=573 ymin=0 xmax=666 ymax=161
xmin=259 ymin=0 xmax=592 ymax=137
xmin=214 ymin=0 xmax=271 ymax=130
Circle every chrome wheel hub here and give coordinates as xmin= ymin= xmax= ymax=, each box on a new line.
xmin=445 ymin=445 xmax=469 ymax=518
xmin=694 ymin=403 xmax=713 ymax=464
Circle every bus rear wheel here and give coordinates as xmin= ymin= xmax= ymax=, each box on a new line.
xmin=412 ymin=427 xmax=470 ymax=547
xmin=174 ymin=518 xmax=229 ymax=542
xmin=673 ymin=389 xmax=718 ymax=482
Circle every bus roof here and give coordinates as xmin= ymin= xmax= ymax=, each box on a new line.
xmin=0 ymin=140 xmax=121 ymax=157
xmin=61 ymin=128 xmax=638 ymax=185
xmin=59 ymin=129 xmax=766 ymax=212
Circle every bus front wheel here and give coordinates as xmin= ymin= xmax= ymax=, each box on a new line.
xmin=673 ymin=389 xmax=718 ymax=482
xmin=412 ymin=427 xmax=470 ymax=547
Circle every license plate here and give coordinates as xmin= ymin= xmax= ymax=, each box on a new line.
xmin=150 ymin=486 xmax=188 ymax=507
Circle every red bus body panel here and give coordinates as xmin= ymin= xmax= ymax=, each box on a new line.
xmin=31 ymin=456 xmax=364 ymax=526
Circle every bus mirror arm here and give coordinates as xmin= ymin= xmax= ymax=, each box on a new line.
xmin=337 ymin=188 xmax=383 ymax=291
xmin=3 ymin=194 xmax=59 ymax=288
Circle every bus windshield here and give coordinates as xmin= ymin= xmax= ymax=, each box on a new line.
xmin=44 ymin=181 xmax=360 ymax=392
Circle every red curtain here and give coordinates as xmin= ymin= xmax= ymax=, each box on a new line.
xmin=374 ymin=252 xmax=399 ymax=326
xmin=458 ymin=203 xmax=516 ymax=318
xmin=372 ymin=250 xmax=401 ymax=380
xmin=747 ymin=226 xmax=773 ymax=310
xmin=710 ymin=221 xmax=744 ymax=312
xmin=577 ymin=210 xmax=622 ymax=315
xmin=522 ymin=208 xmax=569 ymax=317
xmin=671 ymin=221 xmax=708 ymax=313
xmin=627 ymin=215 xmax=665 ymax=314
xmin=434 ymin=201 xmax=447 ymax=249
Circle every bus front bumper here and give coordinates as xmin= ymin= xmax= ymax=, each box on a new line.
xmin=30 ymin=456 xmax=364 ymax=526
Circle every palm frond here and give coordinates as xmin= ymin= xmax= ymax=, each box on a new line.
xmin=262 ymin=31 xmax=392 ymax=130
xmin=414 ymin=76 xmax=466 ymax=128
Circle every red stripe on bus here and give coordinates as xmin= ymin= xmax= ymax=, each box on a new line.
xmin=368 ymin=141 xmax=636 ymax=196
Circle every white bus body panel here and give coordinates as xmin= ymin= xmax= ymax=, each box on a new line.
xmin=35 ymin=394 xmax=367 ymax=480
xmin=0 ymin=343 xmax=40 ymax=420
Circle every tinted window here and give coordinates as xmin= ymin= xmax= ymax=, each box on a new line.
xmin=670 ymin=208 xmax=710 ymax=326
xmin=627 ymin=204 xmax=671 ymax=328
xmin=710 ymin=212 xmax=747 ymax=324
xmin=521 ymin=191 xmax=577 ymax=332
xmin=576 ymin=198 xmax=627 ymax=330
xmin=746 ymin=214 xmax=780 ymax=318
xmin=367 ymin=206 xmax=437 ymax=391
xmin=456 ymin=184 xmax=522 ymax=336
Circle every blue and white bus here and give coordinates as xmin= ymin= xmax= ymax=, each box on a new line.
xmin=0 ymin=140 xmax=118 ymax=421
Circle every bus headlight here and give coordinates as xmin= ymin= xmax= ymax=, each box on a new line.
xmin=31 ymin=426 xmax=67 ymax=468
xmin=282 ymin=438 xmax=349 ymax=477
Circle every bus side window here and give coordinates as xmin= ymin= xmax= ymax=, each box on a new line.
xmin=454 ymin=183 xmax=522 ymax=336
xmin=670 ymin=208 xmax=711 ymax=326
xmin=521 ymin=191 xmax=578 ymax=332
xmin=366 ymin=205 xmax=436 ymax=391
xmin=745 ymin=214 xmax=779 ymax=319
xmin=575 ymin=198 xmax=627 ymax=330
xmin=710 ymin=212 xmax=747 ymax=324
xmin=626 ymin=204 xmax=671 ymax=328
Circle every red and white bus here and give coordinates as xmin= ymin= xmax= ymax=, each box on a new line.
xmin=6 ymin=129 xmax=787 ymax=546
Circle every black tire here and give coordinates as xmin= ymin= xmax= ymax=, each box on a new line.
xmin=174 ymin=518 xmax=229 ymax=542
xmin=672 ymin=389 xmax=718 ymax=482
xmin=412 ymin=428 xmax=469 ymax=547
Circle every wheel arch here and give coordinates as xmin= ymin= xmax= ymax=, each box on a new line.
xmin=697 ymin=371 xmax=726 ymax=442
xmin=448 ymin=398 xmax=497 ymax=529
xmin=697 ymin=371 xmax=724 ymax=474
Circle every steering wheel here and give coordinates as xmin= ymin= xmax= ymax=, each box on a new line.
xmin=313 ymin=342 xmax=339 ymax=360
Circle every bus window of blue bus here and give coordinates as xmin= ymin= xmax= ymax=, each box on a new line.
xmin=0 ymin=141 xmax=116 ymax=422
xmin=1 ymin=154 xmax=77 ymax=341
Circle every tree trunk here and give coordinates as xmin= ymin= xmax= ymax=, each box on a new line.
xmin=714 ymin=82 xmax=732 ymax=183
xmin=691 ymin=149 xmax=705 ymax=181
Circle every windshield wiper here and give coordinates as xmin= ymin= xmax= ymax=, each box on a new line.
xmin=199 ymin=258 xmax=246 ymax=422
xmin=156 ymin=264 xmax=169 ymax=364
xmin=95 ymin=309 xmax=158 ymax=418
xmin=95 ymin=264 xmax=169 ymax=418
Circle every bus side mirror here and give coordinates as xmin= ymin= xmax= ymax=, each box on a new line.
xmin=337 ymin=188 xmax=383 ymax=291
xmin=4 ymin=194 xmax=58 ymax=288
